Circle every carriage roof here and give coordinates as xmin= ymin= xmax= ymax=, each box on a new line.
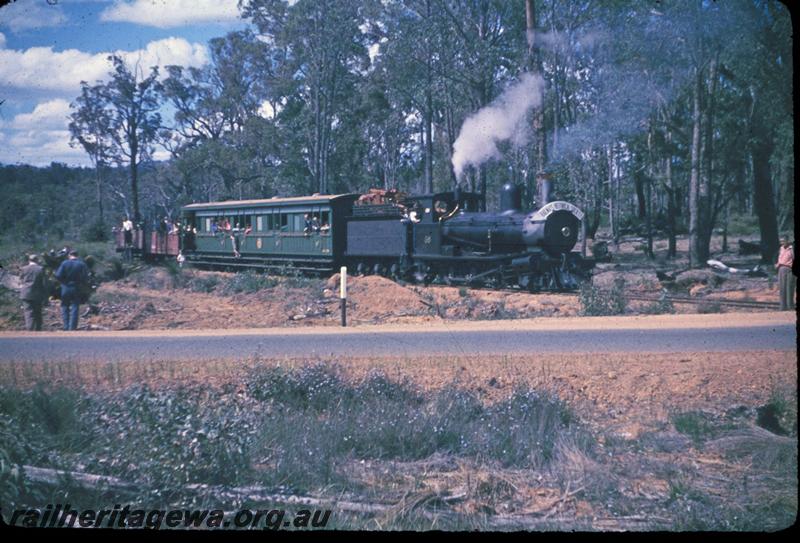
xmin=181 ymin=194 xmax=358 ymax=212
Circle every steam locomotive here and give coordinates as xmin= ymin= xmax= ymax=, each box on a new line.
xmin=115 ymin=176 xmax=594 ymax=291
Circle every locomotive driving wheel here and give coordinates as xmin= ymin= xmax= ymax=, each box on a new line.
xmin=491 ymin=271 xmax=507 ymax=289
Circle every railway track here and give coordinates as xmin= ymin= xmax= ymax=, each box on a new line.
xmin=427 ymin=282 xmax=781 ymax=311
xmin=625 ymin=293 xmax=781 ymax=310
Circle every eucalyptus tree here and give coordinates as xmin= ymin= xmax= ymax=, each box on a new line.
xmin=161 ymin=30 xmax=274 ymax=201
xmin=241 ymin=0 xmax=379 ymax=195
xmin=69 ymin=82 xmax=113 ymax=225
xmin=734 ymin=0 xmax=792 ymax=262
xmin=102 ymin=55 xmax=162 ymax=223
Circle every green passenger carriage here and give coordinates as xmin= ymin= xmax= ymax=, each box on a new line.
xmin=180 ymin=194 xmax=359 ymax=273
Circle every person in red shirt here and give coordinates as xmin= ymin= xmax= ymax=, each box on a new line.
xmin=775 ymin=236 xmax=795 ymax=311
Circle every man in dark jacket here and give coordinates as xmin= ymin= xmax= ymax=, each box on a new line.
xmin=54 ymin=249 xmax=89 ymax=331
xmin=19 ymin=254 xmax=48 ymax=331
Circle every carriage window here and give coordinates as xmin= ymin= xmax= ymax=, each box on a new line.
xmin=280 ymin=214 xmax=289 ymax=232
xmin=204 ymin=218 xmax=211 ymax=232
xmin=320 ymin=211 xmax=330 ymax=233
xmin=256 ymin=216 xmax=263 ymax=231
xmin=292 ymin=214 xmax=304 ymax=232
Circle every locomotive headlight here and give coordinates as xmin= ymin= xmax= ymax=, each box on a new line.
xmin=561 ymin=226 xmax=571 ymax=238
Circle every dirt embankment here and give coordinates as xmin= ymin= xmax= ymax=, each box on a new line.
xmin=0 ymin=233 xmax=787 ymax=332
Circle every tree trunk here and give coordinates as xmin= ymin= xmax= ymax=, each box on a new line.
xmin=589 ymin=154 xmax=602 ymax=238
xmin=722 ymin=200 xmax=729 ymax=253
xmin=664 ymin=127 xmax=677 ymax=258
xmin=607 ymin=145 xmax=617 ymax=242
xmin=424 ymin=0 xmax=434 ymax=194
xmin=424 ymin=98 xmax=433 ymax=194
xmin=313 ymin=80 xmax=322 ymax=193
xmin=645 ymin=171 xmax=653 ymax=258
xmin=525 ymin=0 xmax=546 ymax=178
xmin=634 ymin=171 xmax=646 ymax=219
xmin=777 ymin=155 xmax=793 ymax=231
xmin=95 ymin=160 xmax=104 ymax=225
xmin=689 ymin=68 xmax=703 ymax=268
xmin=478 ymin=164 xmax=487 ymax=211
xmin=751 ymin=131 xmax=779 ymax=263
xmin=130 ymin=143 xmax=140 ymax=223
xmin=699 ymin=55 xmax=718 ymax=259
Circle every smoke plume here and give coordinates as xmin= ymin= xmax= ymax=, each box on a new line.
xmin=451 ymin=72 xmax=544 ymax=180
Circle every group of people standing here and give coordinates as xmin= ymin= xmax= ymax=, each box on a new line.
xmin=18 ymin=249 xmax=90 ymax=331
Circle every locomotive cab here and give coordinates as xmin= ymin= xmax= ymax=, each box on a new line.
xmin=405 ymin=190 xmax=483 ymax=223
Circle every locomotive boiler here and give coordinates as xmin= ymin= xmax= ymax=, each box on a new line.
xmin=441 ymin=181 xmax=582 ymax=257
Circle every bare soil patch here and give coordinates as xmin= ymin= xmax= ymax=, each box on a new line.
xmin=0 ymin=233 xmax=787 ymax=332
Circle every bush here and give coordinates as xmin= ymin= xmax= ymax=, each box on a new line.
xmin=579 ymin=278 xmax=627 ymax=316
xmin=163 ymin=258 xmax=183 ymax=285
xmin=187 ymin=274 xmax=220 ymax=293
xmin=220 ymin=270 xmax=278 ymax=294
xmin=279 ymin=265 xmax=322 ymax=290
xmin=82 ymin=220 xmax=109 ymax=242
xmin=103 ymin=257 xmax=126 ymax=281
xmin=672 ymin=411 xmax=717 ymax=444
xmin=726 ymin=213 xmax=760 ymax=236
xmin=81 ymin=385 xmax=255 ymax=488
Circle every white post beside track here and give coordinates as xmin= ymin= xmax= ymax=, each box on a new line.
xmin=340 ymin=266 xmax=347 ymax=327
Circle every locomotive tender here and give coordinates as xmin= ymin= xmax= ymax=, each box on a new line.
xmin=116 ymin=178 xmax=594 ymax=291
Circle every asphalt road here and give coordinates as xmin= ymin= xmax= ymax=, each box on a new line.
xmin=0 ymin=322 xmax=794 ymax=362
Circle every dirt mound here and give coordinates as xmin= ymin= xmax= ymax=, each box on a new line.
xmin=592 ymin=269 xmax=661 ymax=293
xmin=326 ymin=274 xmax=430 ymax=321
xmin=674 ymin=269 xmax=724 ymax=289
xmin=127 ymin=267 xmax=177 ymax=291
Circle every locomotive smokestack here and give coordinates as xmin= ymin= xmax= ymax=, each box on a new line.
xmin=536 ymin=172 xmax=553 ymax=207
xmin=499 ymin=183 xmax=522 ymax=213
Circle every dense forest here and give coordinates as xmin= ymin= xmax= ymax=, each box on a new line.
xmin=0 ymin=0 xmax=793 ymax=265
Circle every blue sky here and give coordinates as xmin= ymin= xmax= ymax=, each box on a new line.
xmin=0 ymin=0 xmax=249 ymax=166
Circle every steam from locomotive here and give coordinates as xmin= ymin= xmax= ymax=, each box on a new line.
xmin=451 ymin=73 xmax=544 ymax=180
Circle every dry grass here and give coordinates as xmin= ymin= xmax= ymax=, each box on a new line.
xmin=1 ymin=351 xmax=793 ymax=428
xmin=1 ymin=350 xmax=795 ymax=530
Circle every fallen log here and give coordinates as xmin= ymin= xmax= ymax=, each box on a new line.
xmin=20 ymin=465 xmax=462 ymax=517
xmin=21 ymin=465 xmax=665 ymax=530
xmin=22 ymin=465 xmax=139 ymax=493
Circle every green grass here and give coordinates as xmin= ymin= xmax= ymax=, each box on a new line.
xmin=672 ymin=411 xmax=717 ymax=444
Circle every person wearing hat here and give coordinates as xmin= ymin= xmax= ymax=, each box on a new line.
xmin=775 ymin=236 xmax=795 ymax=311
xmin=54 ymin=249 xmax=90 ymax=331
xmin=19 ymin=254 xmax=48 ymax=331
